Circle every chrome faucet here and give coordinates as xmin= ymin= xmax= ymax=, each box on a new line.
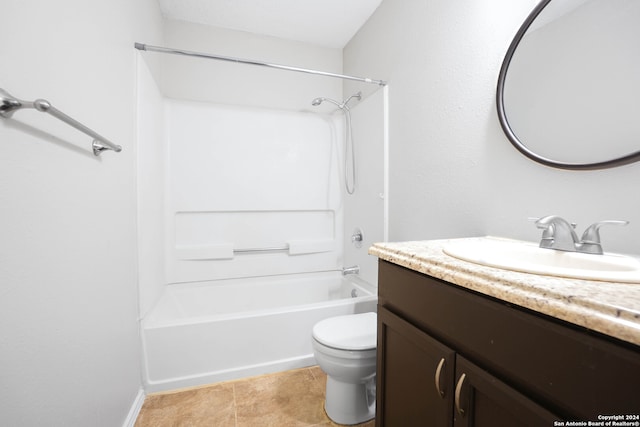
xmin=534 ymin=215 xmax=628 ymax=255
xmin=535 ymin=216 xmax=580 ymax=252
xmin=342 ymin=265 xmax=360 ymax=276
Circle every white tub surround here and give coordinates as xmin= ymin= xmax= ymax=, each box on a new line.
xmin=165 ymin=100 xmax=344 ymax=284
xmin=369 ymin=237 xmax=640 ymax=347
xmin=142 ymin=272 xmax=377 ymax=392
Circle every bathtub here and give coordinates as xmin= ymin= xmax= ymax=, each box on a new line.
xmin=141 ymin=271 xmax=377 ymax=392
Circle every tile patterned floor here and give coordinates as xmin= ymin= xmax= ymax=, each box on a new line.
xmin=135 ymin=366 xmax=376 ymax=427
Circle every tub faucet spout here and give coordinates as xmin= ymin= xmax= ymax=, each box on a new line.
xmin=342 ymin=265 xmax=360 ymax=276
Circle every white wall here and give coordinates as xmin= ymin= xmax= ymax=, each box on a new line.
xmin=0 ymin=1 xmax=163 ymax=425
xmin=344 ymin=0 xmax=640 ymax=256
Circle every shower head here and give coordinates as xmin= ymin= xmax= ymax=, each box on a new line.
xmin=310 ymin=96 xmax=343 ymax=109
xmin=311 ymin=92 xmax=362 ymax=110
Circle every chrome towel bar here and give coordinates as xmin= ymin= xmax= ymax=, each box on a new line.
xmin=0 ymin=88 xmax=122 ymax=156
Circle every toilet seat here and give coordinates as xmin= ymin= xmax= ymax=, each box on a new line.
xmin=312 ymin=312 xmax=377 ymax=351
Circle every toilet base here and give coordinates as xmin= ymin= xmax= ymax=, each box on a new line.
xmin=324 ymin=375 xmax=376 ymax=425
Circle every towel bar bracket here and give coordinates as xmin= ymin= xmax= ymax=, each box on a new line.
xmin=92 ymin=140 xmax=114 ymax=156
xmin=0 ymin=89 xmax=24 ymax=118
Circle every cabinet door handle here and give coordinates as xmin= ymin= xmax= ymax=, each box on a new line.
xmin=455 ymin=373 xmax=467 ymax=416
xmin=434 ymin=357 xmax=446 ymax=398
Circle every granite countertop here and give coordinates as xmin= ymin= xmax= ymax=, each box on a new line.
xmin=369 ymin=237 xmax=640 ymax=347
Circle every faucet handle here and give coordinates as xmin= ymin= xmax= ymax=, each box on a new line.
xmin=578 ymin=220 xmax=629 ymax=254
xmin=580 ymin=220 xmax=629 ymax=244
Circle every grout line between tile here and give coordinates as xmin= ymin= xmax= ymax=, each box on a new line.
xmin=232 ymin=382 xmax=238 ymax=427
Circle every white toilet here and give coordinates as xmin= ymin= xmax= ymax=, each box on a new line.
xmin=312 ymin=312 xmax=377 ymax=425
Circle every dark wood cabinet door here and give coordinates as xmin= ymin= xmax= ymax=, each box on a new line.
xmin=378 ymin=260 xmax=640 ymax=426
xmin=453 ymin=356 xmax=559 ymax=427
xmin=377 ymin=307 xmax=455 ymax=427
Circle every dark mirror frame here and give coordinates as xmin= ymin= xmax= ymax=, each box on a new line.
xmin=496 ymin=0 xmax=640 ymax=170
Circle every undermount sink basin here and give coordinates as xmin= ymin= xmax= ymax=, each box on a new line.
xmin=443 ymin=237 xmax=640 ymax=283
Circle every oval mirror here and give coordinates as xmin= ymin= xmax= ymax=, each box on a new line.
xmin=497 ymin=0 xmax=640 ymax=170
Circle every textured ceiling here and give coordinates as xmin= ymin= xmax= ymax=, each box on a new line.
xmin=157 ymin=0 xmax=383 ymax=48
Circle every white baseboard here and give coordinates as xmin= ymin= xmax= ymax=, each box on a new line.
xmin=123 ymin=388 xmax=146 ymax=427
xmin=144 ymin=355 xmax=316 ymax=394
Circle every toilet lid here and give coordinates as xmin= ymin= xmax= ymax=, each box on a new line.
xmin=312 ymin=312 xmax=377 ymax=351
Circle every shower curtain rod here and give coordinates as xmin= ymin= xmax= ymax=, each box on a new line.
xmin=135 ymin=43 xmax=387 ymax=86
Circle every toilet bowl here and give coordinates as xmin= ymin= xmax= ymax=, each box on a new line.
xmin=312 ymin=312 xmax=377 ymax=425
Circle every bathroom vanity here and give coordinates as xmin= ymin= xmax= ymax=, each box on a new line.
xmin=369 ymin=238 xmax=640 ymax=427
